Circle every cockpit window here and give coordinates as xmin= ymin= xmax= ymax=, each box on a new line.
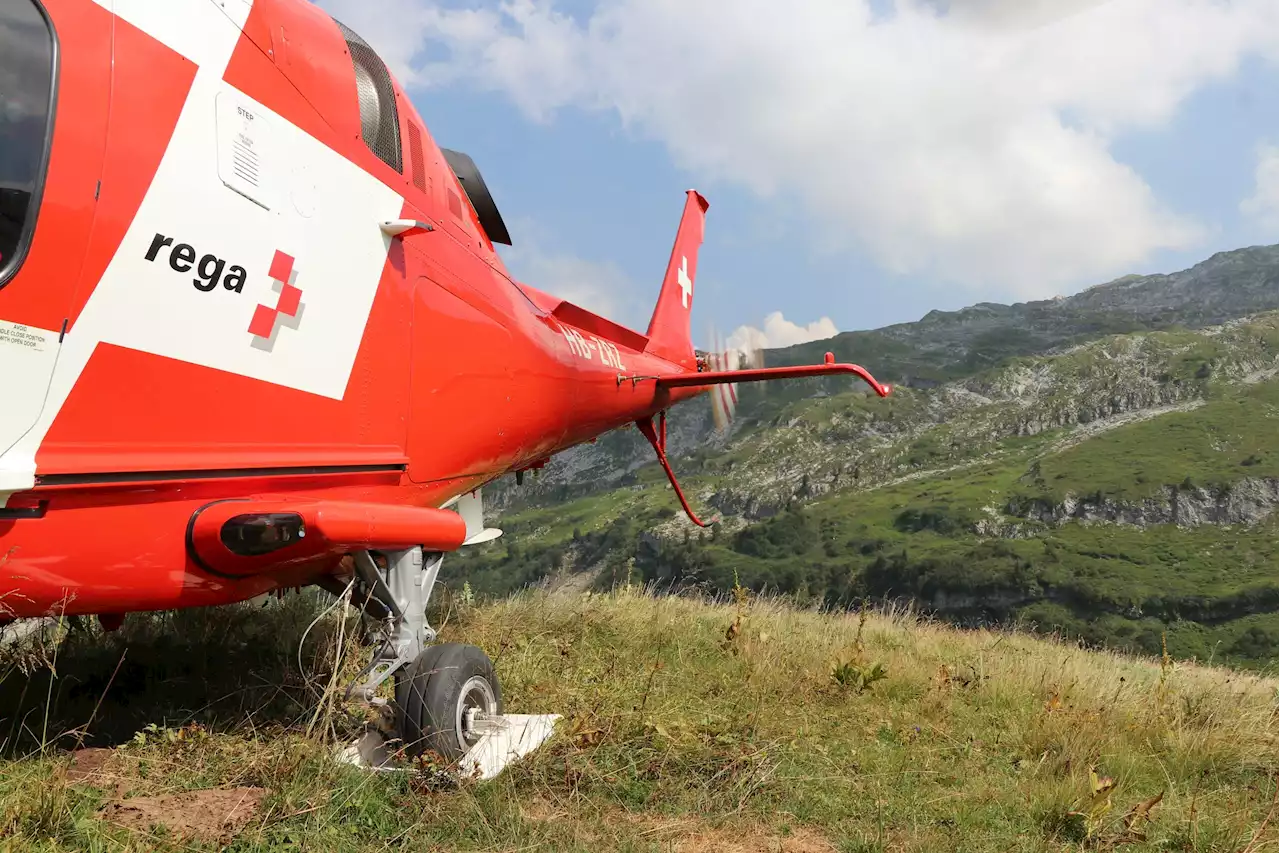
xmin=0 ymin=0 xmax=56 ymax=288
xmin=332 ymin=19 xmax=402 ymax=174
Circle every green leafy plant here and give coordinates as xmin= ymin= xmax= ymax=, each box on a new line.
xmin=830 ymin=603 xmax=889 ymax=693
xmin=831 ymin=659 xmax=888 ymax=693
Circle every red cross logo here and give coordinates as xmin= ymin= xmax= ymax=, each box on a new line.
xmin=248 ymin=250 xmax=302 ymax=339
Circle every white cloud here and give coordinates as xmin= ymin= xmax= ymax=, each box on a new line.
xmin=725 ymin=312 xmax=839 ymax=353
xmin=1240 ymin=143 xmax=1279 ymax=228
xmin=941 ymin=0 xmax=1110 ymax=28
xmin=321 ymin=0 xmax=1277 ymax=298
xmin=496 ymin=221 xmax=636 ymax=324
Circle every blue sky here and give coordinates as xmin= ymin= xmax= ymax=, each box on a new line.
xmin=322 ymin=0 xmax=1279 ymax=346
xmin=407 ymin=86 xmax=837 ymax=336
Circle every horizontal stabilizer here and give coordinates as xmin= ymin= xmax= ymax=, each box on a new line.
xmin=658 ymin=354 xmax=891 ymax=397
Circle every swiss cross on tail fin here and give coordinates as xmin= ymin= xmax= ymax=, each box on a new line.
xmin=644 ymin=190 xmax=708 ymax=369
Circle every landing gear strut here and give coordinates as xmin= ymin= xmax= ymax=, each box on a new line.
xmin=340 ymin=547 xmax=505 ymax=761
xmin=330 ymin=540 xmax=555 ymax=773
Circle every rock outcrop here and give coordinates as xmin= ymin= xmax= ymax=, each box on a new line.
xmin=1003 ymin=477 xmax=1279 ymax=530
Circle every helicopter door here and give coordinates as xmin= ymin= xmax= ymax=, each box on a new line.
xmin=0 ymin=0 xmax=109 ymax=488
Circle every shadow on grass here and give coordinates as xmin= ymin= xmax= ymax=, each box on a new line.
xmin=0 ymin=591 xmax=357 ymax=756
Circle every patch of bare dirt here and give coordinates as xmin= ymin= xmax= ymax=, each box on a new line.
xmin=65 ymin=747 xmax=134 ymax=800
xmin=100 ymin=786 xmax=267 ymax=843
xmin=65 ymin=747 xmax=115 ymax=784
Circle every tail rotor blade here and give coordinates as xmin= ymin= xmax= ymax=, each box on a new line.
xmin=707 ymin=327 xmax=740 ymax=436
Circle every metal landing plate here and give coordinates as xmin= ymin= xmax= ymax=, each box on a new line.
xmin=336 ymin=713 xmax=561 ymax=781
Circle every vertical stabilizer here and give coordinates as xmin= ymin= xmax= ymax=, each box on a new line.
xmin=645 ymin=190 xmax=709 ymax=369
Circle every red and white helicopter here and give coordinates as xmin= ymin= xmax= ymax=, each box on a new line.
xmin=0 ymin=0 xmax=890 ymax=765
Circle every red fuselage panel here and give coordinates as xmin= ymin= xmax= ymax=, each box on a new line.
xmin=0 ymin=0 xmax=701 ymax=619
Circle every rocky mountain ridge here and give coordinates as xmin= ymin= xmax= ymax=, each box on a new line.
xmin=488 ymin=244 xmax=1279 ymax=513
xmin=451 ymin=245 xmax=1279 ymax=667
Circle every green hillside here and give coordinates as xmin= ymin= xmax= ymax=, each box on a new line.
xmin=448 ymin=259 xmax=1280 ymax=670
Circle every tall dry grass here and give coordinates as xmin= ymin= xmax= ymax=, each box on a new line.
xmin=0 ymin=583 xmax=1273 ymax=851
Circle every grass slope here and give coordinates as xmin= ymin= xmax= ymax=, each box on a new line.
xmin=1030 ymin=378 xmax=1278 ymax=502
xmin=0 ymin=591 xmax=1275 ymax=851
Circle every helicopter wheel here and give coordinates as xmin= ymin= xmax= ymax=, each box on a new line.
xmin=396 ymin=642 xmax=504 ymax=761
